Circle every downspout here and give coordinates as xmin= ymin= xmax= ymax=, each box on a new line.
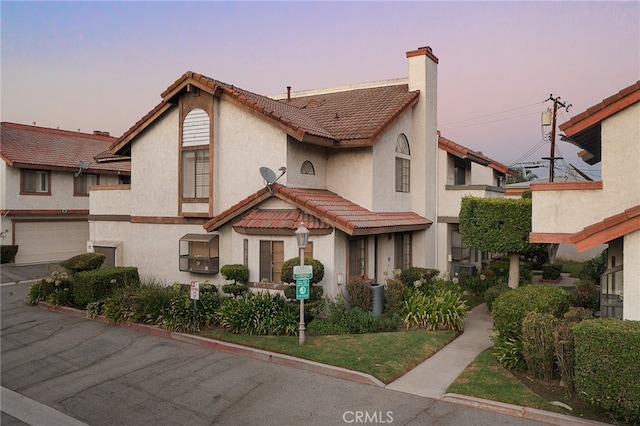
xmin=434 ymin=133 xmax=439 ymax=271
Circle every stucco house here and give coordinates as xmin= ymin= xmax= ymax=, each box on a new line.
xmin=0 ymin=122 xmax=131 ymax=264
xmin=530 ymin=81 xmax=640 ymax=320
xmin=89 ymin=46 xmax=514 ymax=297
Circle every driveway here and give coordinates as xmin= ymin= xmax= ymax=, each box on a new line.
xmin=0 ymin=263 xmax=57 ymax=285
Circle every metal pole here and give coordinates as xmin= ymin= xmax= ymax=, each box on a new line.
xmin=299 ymin=247 xmax=305 ymax=345
xmin=549 ymin=98 xmax=558 ymax=183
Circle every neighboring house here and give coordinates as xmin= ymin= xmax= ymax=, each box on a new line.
xmin=89 ymin=46 xmax=513 ymax=297
xmin=0 ymin=122 xmax=131 ymax=264
xmin=530 ymin=81 xmax=640 ymax=320
xmin=436 ymin=133 xmax=517 ymax=276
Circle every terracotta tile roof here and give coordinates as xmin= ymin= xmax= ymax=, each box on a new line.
xmin=204 ymin=184 xmax=432 ymax=236
xmin=232 ymin=209 xmax=333 ymax=235
xmin=111 ymin=71 xmax=419 ymax=154
xmin=1 ymin=122 xmax=130 ymax=174
xmin=438 ymin=134 xmax=518 ymax=176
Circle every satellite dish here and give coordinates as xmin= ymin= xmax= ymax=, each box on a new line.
xmin=74 ymin=160 xmax=90 ymax=177
xmin=259 ymin=166 xmax=286 ymax=193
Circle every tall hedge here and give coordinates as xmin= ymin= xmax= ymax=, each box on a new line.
xmin=574 ymin=319 xmax=640 ymax=422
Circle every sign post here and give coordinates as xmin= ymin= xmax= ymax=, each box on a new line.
xmin=190 ymin=281 xmax=199 ymax=324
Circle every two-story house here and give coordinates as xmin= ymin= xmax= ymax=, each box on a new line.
xmin=0 ymin=122 xmax=131 ymax=264
xmin=89 ymin=46 xmax=513 ymax=297
xmin=530 ymin=81 xmax=640 ymax=320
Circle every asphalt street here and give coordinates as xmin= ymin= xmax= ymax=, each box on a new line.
xmin=1 ymin=280 xmax=551 ymax=426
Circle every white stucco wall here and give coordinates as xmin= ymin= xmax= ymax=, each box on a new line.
xmin=286 ymin=139 xmax=327 ymax=189
xmin=326 ymin=148 xmax=373 ymax=209
xmin=90 ymin=187 xmax=131 ymax=215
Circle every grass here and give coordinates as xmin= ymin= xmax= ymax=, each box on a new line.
xmin=200 ymin=328 xmax=458 ymax=384
xmin=446 ymin=348 xmax=559 ymax=411
xmin=555 ymin=260 xmax=584 ymax=278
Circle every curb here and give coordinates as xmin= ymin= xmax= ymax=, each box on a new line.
xmin=35 ymin=302 xmax=385 ymax=388
xmin=442 ymin=394 xmax=608 ymax=426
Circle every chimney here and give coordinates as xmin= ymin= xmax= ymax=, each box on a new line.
xmin=93 ymin=131 xmax=110 ymax=137
xmin=287 ymin=86 xmax=291 ymax=101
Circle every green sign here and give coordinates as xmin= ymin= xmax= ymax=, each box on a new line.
xmin=293 ymin=265 xmax=313 ymax=280
xmin=296 ymin=279 xmax=310 ymax=300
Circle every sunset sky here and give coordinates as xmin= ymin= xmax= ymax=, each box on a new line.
xmin=2 ymin=1 xmax=638 ymax=180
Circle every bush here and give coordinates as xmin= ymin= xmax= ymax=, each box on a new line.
xmin=308 ymin=296 xmax=400 ymax=335
xmin=161 ymin=284 xmax=222 ymax=332
xmin=462 ymin=275 xmax=491 ymax=296
xmin=492 ymin=335 xmax=526 ymax=371
xmin=398 ymin=267 xmax=439 ymax=288
xmin=570 ymin=280 xmax=600 ymax=311
xmin=483 ymin=283 xmax=510 ymax=311
xmin=220 ymin=264 xmax=249 ymax=283
xmin=60 ymin=252 xmax=105 ymax=274
xmin=580 ymin=251 xmax=606 ymax=283
xmin=521 ymin=243 xmax=550 ymax=270
xmin=492 ymin=285 xmax=570 ymax=340
xmin=72 ymin=267 xmax=140 ymax=308
xmin=345 ymin=278 xmax=372 ymax=311
xmin=554 ymin=307 xmax=594 ymax=396
xmin=221 ymin=283 xmax=248 ymax=298
xmin=215 ymin=292 xmax=297 ymax=335
xmin=484 ymin=259 xmax=531 ymax=286
xmin=383 ymin=278 xmax=406 ymax=316
xmin=1 ymin=245 xmax=18 ymax=263
xmin=26 ymin=269 xmax=74 ymax=306
xmin=541 ymin=263 xmax=562 ymax=280
xmin=402 ymin=288 xmax=467 ymax=331
xmin=521 ymin=312 xmax=557 ymax=381
xmin=283 ymin=284 xmax=323 ymax=301
xmin=574 ymin=319 xmax=640 ymax=422
xmin=280 ymin=257 xmax=325 ymax=284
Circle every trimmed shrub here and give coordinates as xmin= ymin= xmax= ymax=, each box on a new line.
xmin=60 ymin=252 xmax=105 ymax=274
xmin=345 ymin=278 xmax=372 ymax=311
xmin=308 ymin=296 xmax=400 ymax=335
xmin=580 ymin=251 xmax=606 ymax=283
xmin=280 ymin=257 xmax=325 ymax=285
xmin=220 ymin=264 xmax=249 ymax=283
xmin=541 ymin=263 xmax=562 ymax=280
xmin=72 ymin=267 xmax=139 ymax=308
xmin=570 ymin=280 xmax=600 ymax=311
xmin=383 ymin=278 xmax=406 ymax=316
xmin=1 ymin=245 xmax=18 ymax=263
xmin=398 ymin=267 xmax=439 ymax=288
xmin=492 ymin=285 xmax=570 ymax=340
xmin=221 ymin=283 xmax=248 ymax=298
xmin=484 ymin=283 xmax=510 ymax=311
xmin=521 ymin=312 xmax=557 ymax=381
xmin=574 ymin=319 xmax=640 ymax=422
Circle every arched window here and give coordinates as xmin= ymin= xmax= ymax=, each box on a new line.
xmin=301 ymin=160 xmax=315 ymax=175
xmin=182 ymin=108 xmax=210 ymax=198
xmin=395 ymin=134 xmax=410 ymax=192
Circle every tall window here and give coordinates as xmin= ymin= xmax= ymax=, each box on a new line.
xmin=21 ymin=170 xmax=49 ymax=194
xmin=348 ymin=238 xmax=367 ymax=278
xmin=260 ymin=240 xmax=284 ymax=282
xmin=243 ymin=239 xmax=249 ymax=266
xmin=395 ymin=233 xmax=412 ymax=271
xmin=74 ymin=174 xmax=98 ymax=196
xmin=454 ymin=159 xmax=467 ymax=185
xmin=182 ymin=108 xmax=210 ymax=199
xmin=395 ymin=134 xmax=410 ymax=193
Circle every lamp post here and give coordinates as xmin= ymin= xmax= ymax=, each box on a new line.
xmin=295 ymin=221 xmax=309 ymax=345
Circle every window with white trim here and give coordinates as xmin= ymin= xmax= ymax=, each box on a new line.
xmin=21 ymin=169 xmax=50 ymax=194
xmin=182 ymin=108 xmax=210 ymax=199
xmin=395 ymin=134 xmax=410 ymax=192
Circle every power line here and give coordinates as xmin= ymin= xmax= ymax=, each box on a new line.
xmin=439 ymin=100 xmax=544 ymax=127
xmin=440 ymin=111 xmax=541 ymax=131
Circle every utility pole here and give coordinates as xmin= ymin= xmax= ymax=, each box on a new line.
xmin=544 ymin=95 xmax=571 ymax=182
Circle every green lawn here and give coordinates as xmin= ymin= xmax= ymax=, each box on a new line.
xmin=555 ymin=260 xmax=584 ymax=278
xmin=200 ymin=328 xmax=458 ymax=384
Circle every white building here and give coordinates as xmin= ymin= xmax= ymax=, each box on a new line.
xmin=89 ymin=46 xmax=514 ymax=296
xmin=530 ymin=81 xmax=640 ymax=320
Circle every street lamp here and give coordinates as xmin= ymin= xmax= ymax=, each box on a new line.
xmin=295 ymin=221 xmax=309 ymax=345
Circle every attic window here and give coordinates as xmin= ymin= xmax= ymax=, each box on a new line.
xmin=182 ymin=108 xmax=209 ymax=147
xmin=301 ymin=160 xmax=315 ymax=175
xmin=396 ymin=133 xmax=410 ymax=155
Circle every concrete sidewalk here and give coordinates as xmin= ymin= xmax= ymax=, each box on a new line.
xmin=386 ymin=303 xmax=493 ymax=398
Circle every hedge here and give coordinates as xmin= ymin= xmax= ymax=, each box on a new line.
xmin=1 ymin=245 xmax=19 ymax=263
xmin=60 ymin=252 xmax=105 ymax=274
xmin=492 ymin=285 xmax=570 ymax=339
xmin=72 ymin=267 xmax=140 ymax=308
xmin=574 ymin=319 xmax=640 ymax=422
xmin=280 ymin=257 xmax=325 ymax=285
xmin=220 ymin=264 xmax=249 ymax=283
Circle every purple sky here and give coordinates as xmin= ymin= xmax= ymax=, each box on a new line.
xmin=2 ymin=1 xmax=638 ymax=180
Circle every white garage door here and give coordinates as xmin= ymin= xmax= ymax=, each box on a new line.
xmin=14 ymin=221 xmax=89 ymax=264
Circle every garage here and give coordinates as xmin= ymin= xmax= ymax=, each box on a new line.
xmin=14 ymin=220 xmax=89 ymax=264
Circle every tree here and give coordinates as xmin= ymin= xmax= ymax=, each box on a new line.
xmin=459 ymin=196 xmax=532 ymax=288
xmin=506 ymin=167 xmax=538 ymax=184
